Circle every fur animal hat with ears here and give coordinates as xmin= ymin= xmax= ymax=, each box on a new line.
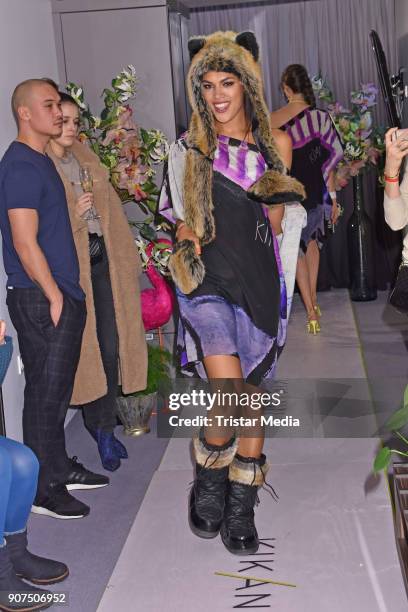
xmin=168 ymin=30 xmax=306 ymax=295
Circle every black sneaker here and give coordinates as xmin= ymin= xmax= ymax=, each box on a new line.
xmin=31 ymin=483 xmax=90 ymax=520
xmin=64 ymin=456 xmax=109 ymax=491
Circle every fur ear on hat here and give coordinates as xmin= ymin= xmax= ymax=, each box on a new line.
xmin=235 ymin=31 xmax=259 ymax=61
xmin=188 ymin=37 xmax=206 ymax=60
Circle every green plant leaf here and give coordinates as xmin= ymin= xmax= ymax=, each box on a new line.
xmin=385 ymin=405 xmax=408 ymax=431
xmin=155 ymin=241 xmax=172 ymax=249
xmin=142 ymin=199 xmax=158 ymax=215
xmin=142 ymin=183 xmax=155 ymax=194
xmin=140 ymin=128 xmax=149 ymax=144
xmin=140 ymin=224 xmax=156 ymax=241
xmin=142 ymin=214 xmax=154 ymax=225
xmin=122 ymin=344 xmax=172 ymax=397
xmin=373 ymin=446 xmax=391 ymax=472
xmin=403 ymin=384 xmax=408 ymax=408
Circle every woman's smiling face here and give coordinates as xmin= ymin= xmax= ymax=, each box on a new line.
xmin=201 ymin=71 xmax=245 ymax=125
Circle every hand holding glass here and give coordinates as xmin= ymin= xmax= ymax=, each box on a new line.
xmin=79 ymin=165 xmax=100 ymax=221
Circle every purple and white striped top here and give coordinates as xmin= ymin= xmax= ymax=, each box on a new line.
xmin=158 ymin=135 xmax=269 ymax=224
xmin=283 ymin=107 xmax=343 ymax=185
xmin=214 ymin=135 xmax=267 ymax=191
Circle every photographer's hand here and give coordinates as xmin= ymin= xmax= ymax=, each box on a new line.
xmin=384 ymin=128 xmax=408 ymax=198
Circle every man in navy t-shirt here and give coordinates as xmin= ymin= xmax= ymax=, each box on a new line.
xmin=0 ymin=79 xmax=108 ymax=519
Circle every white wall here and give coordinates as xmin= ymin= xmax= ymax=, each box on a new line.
xmin=0 ymin=0 xmax=59 ymax=440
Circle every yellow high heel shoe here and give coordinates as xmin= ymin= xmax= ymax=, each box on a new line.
xmin=307 ymin=317 xmax=321 ymax=335
xmin=313 ymin=304 xmax=322 ymax=318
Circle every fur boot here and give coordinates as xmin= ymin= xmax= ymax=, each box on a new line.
xmin=221 ymin=453 xmax=276 ymax=555
xmin=189 ymin=434 xmax=238 ymax=538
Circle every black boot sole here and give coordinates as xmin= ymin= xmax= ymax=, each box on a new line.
xmin=188 ymin=513 xmax=220 ymax=539
xmin=220 ymin=529 xmax=259 ymax=555
xmin=0 ymin=603 xmax=52 ymax=612
xmin=65 ymin=483 xmax=108 ymax=491
xmin=16 ymin=568 xmax=69 ymax=585
xmin=30 ymin=506 xmax=88 ymax=520
xmin=221 ymin=541 xmax=260 ymax=555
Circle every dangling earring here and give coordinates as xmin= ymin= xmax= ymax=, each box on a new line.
xmin=283 ymin=87 xmax=292 ymax=103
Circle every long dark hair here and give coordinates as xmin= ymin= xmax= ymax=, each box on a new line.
xmin=281 ymin=64 xmax=316 ymax=108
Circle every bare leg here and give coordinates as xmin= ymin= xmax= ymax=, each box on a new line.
xmin=194 ymin=355 xmax=271 ymax=554
xmin=305 ymin=240 xmax=320 ymax=309
xmin=203 ymin=354 xmax=263 ymax=458
xmin=295 ymin=253 xmax=315 ymax=319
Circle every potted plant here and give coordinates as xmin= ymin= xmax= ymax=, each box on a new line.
xmin=311 ymin=75 xmax=385 ymax=189
xmin=67 ymin=65 xmax=170 ymax=243
xmin=373 ymin=383 xmax=408 ymax=594
xmin=312 ymin=75 xmax=386 ymax=301
xmin=116 ymin=343 xmax=172 ymax=436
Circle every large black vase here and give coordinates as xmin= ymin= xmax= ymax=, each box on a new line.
xmin=347 ymin=173 xmax=377 ymax=301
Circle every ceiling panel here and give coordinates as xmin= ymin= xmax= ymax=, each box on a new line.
xmin=183 ymin=0 xmax=312 ymax=8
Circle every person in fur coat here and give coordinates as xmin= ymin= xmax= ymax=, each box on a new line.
xmin=159 ymin=31 xmax=306 ymax=555
xmin=48 ymin=93 xmax=147 ymax=472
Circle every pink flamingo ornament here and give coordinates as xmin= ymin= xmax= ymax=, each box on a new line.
xmin=141 ymin=239 xmax=175 ymax=345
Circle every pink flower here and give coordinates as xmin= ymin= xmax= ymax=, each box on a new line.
xmin=117 ymin=105 xmax=136 ymax=130
xmin=127 ymin=162 xmax=148 ymax=183
xmin=113 ymin=160 xmax=133 ymax=189
xmin=114 ymin=160 xmax=148 ymax=191
xmin=119 ymin=134 xmax=141 ymax=160
xmin=127 ymin=181 xmax=147 ymax=201
xmin=102 ymin=127 xmax=126 ymax=146
xmin=114 ymin=159 xmax=129 ymax=174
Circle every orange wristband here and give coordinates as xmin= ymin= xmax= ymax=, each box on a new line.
xmin=384 ymin=174 xmax=400 ymax=183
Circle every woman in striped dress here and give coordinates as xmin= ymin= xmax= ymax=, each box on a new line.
xmin=270 ymin=64 xmax=343 ymax=333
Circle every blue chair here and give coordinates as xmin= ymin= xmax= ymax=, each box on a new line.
xmin=0 ymin=336 xmax=13 ymax=387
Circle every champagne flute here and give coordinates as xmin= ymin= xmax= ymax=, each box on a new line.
xmin=79 ymin=164 xmax=100 ymax=221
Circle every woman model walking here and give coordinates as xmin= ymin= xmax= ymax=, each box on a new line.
xmin=270 ymin=64 xmax=343 ymax=333
xmin=160 ymin=31 xmax=305 ymax=554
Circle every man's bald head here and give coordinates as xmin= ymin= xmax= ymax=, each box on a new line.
xmin=11 ymin=79 xmax=63 ymax=141
xmin=11 ymin=79 xmax=59 ymax=125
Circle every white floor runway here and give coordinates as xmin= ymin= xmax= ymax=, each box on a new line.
xmin=96 ymin=290 xmax=407 ymax=612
